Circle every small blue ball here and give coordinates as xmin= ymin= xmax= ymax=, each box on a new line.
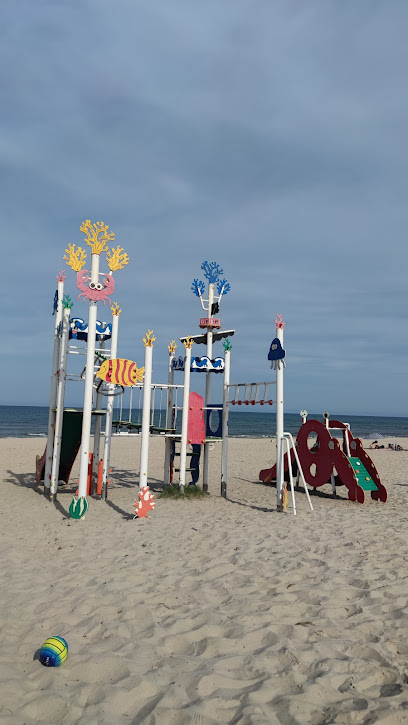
xmin=39 ymin=636 xmax=68 ymax=667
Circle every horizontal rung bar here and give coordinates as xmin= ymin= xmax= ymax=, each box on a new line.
xmin=227 ymin=381 xmax=276 ymax=387
xmin=127 ymin=383 xmax=184 ymax=390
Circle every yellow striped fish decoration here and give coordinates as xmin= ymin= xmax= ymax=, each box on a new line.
xmin=97 ymin=358 xmax=144 ymax=386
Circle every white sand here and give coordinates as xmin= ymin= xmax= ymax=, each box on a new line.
xmin=1 ymin=435 xmax=408 ymax=724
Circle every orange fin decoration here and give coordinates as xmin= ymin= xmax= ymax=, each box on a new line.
xmin=134 ymin=486 xmax=155 ymax=518
xmin=282 ymin=482 xmax=288 ymax=512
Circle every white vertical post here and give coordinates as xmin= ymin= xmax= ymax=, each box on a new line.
xmin=276 ymin=322 xmax=285 ymax=510
xmin=203 ymin=282 xmax=214 ymax=492
xmin=139 ymin=337 xmax=154 ymax=491
xmin=44 ymin=275 xmax=65 ymax=493
xmin=179 ymin=344 xmax=192 ymax=494
xmin=91 ymin=336 xmax=105 ymax=495
xmin=164 ymin=346 xmax=176 ymax=486
xmin=221 ymin=345 xmax=231 ymax=498
xmin=77 ymin=253 xmax=100 ymax=500
xmin=101 ymin=311 xmax=119 ymax=500
xmin=50 ymin=306 xmax=70 ymax=498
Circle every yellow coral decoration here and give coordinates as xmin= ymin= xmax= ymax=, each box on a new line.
xmin=80 ymin=219 xmax=115 ymax=255
xmin=107 ymin=246 xmax=129 ymax=271
xmin=143 ymin=330 xmax=156 ymax=347
xmin=111 ymin=301 xmax=122 ymax=316
xmin=183 ymin=336 xmax=194 ymax=349
xmin=63 ymin=244 xmax=87 ymax=271
xmin=168 ymin=340 xmax=177 ymax=354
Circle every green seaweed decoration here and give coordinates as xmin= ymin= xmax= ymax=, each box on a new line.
xmin=69 ymin=496 xmax=88 ymax=520
xmin=223 ymin=339 xmax=232 ymax=352
xmin=63 ymin=294 xmax=74 ymax=309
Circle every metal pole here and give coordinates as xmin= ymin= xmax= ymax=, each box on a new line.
xmin=44 ymin=275 xmax=65 ymax=494
xmin=276 ymin=321 xmax=284 ymax=510
xmin=139 ymin=334 xmax=154 ymax=491
xmin=91 ymin=336 xmax=105 ymax=495
xmin=101 ymin=309 xmax=119 ymax=500
xmin=179 ymin=343 xmax=192 ymax=494
xmin=221 ymin=346 xmax=231 ymax=498
xmin=164 ymin=344 xmax=176 ymax=486
xmin=203 ymin=282 xmax=214 ymax=492
xmin=50 ymin=306 xmax=70 ymax=499
xmin=77 ymin=253 xmax=100 ymax=500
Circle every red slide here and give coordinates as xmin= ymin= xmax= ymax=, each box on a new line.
xmin=259 ymin=447 xmax=296 ymax=484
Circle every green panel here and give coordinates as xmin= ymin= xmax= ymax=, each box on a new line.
xmin=58 ymin=411 xmax=83 ymax=482
xmin=349 ymin=457 xmax=378 ymax=492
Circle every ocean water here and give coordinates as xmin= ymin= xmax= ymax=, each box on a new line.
xmin=0 ymin=405 xmax=407 ymax=440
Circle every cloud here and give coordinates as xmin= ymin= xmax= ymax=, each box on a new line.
xmin=0 ymin=0 xmax=407 ymax=416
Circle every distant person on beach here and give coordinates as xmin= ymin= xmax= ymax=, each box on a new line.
xmin=368 ymin=441 xmax=384 ymax=449
xmin=388 ymin=443 xmax=405 ymax=451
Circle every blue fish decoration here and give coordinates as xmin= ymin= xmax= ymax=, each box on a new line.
xmin=52 ymin=290 xmax=58 ymax=315
xmin=173 ymin=356 xmax=225 ymax=373
xmin=191 ymin=356 xmax=225 ymax=373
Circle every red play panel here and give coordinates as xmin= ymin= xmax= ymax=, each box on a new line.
xmin=187 ymin=392 xmax=206 ymax=445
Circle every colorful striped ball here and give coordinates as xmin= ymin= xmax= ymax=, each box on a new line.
xmin=39 ymin=636 xmax=68 ymax=667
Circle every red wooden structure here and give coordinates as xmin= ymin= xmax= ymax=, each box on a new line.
xmin=259 ymin=419 xmax=387 ymax=504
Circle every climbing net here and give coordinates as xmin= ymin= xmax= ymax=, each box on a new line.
xmin=228 ymin=382 xmax=276 ymax=406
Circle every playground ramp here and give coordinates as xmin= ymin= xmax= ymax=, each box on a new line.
xmin=35 ymin=411 xmax=83 ymax=484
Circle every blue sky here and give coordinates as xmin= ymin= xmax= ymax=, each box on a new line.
xmin=1 ymin=0 xmax=407 ymax=417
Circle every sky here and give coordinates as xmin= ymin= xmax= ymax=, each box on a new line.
xmin=1 ymin=0 xmax=407 ymax=417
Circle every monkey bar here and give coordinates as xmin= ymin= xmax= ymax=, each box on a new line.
xmin=228 ymin=381 xmax=275 ymax=406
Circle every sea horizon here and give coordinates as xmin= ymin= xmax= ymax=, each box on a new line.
xmin=1 ymin=404 xmax=407 ymax=440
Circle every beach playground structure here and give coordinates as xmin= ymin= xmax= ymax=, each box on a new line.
xmin=36 ymin=220 xmax=129 ymax=518
xmin=130 ymin=261 xmax=236 ymax=496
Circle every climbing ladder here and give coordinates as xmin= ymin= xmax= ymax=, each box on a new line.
xmin=348 ymin=458 xmax=378 ymax=492
xmin=170 ymin=440 xmax=201 ymax=485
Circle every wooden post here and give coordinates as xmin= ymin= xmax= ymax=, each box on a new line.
xmin=138 ymin=331 xmax=155 ymax=491
xmin=101 ymin=307 xmax=120 ymax=500
xmin=44 ymin=273 xmax=65 ymax=494
xmin=179 ymin=339 xmax=193 ymax=494
xmin=202 ymin=282 xmax=214 ymax=492
xmin=221 ymin=344 xmax=231 ymax=498
xmin=77 ymin=253 xmax=100 ymax=500
xmin=275 ymin=320 xmax=285 ymax=510
xmin=164 ymin=341 xmax=177 ymax=486
xmin=50 ymin=306 xmax=70 ymax=499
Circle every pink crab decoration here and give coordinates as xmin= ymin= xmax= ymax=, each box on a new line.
xmin=76 ymin=270 xmax=115 ymax=305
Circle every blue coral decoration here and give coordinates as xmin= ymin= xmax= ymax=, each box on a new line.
xmin=201 ymin=261 xmax=224 ymax=284
xmin=217 ymin=278 xmax=231 ymax=296
xmin=191 ymin=279 xmax=205 ymax=297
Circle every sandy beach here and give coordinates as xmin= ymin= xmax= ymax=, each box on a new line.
xmin=1 ymin=435 xmax=408 ymax=724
